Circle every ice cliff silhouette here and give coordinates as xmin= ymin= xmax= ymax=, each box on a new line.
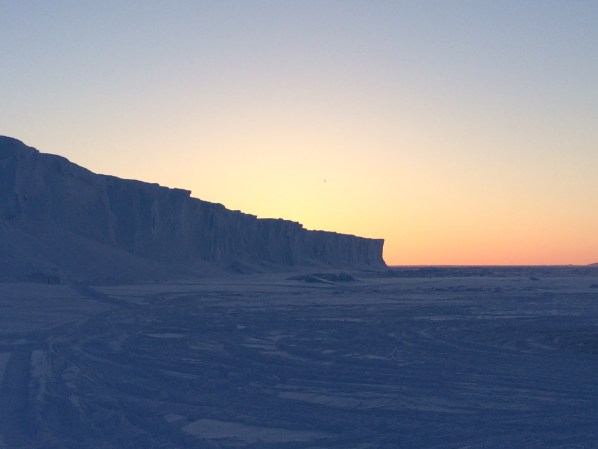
xmin=0 ymin=136 xmax=385 ymax=281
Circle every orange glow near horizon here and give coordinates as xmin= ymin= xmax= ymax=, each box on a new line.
xmin=36 ymin=110 xmax=598 ymax=267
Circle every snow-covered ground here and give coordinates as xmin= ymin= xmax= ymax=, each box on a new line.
xmin=1 ymin=266 xmax=598 ymax=448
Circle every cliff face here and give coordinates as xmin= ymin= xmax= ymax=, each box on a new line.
xmin=0 ymin=137 xmax=385 ymax=280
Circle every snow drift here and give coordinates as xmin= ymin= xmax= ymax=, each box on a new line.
xmin=0 ymin=137 xmax=385 ymax=281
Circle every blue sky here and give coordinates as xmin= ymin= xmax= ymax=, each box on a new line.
xmin=2 ymin=1 xmax=598 ymax=264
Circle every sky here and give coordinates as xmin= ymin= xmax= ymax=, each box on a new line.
xmin=2 ymin=0 xmax=598 ymax=265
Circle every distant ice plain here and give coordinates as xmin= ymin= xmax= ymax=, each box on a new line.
xmin=1 ymin=266 xmax=598 ymax=448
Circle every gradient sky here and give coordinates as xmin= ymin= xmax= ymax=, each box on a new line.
xmin=2 ymin=1 xmax=598 ymax=265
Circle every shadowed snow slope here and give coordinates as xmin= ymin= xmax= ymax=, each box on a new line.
xmin=0 ymin=136 xmax=385 ymax=282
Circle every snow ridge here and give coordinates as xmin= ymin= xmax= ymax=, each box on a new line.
xmin=0 ymin=137 xmax=385 ymax=281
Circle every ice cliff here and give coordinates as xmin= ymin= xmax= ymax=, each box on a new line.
xmin=0 ymin=136 xmax=385 ymax=281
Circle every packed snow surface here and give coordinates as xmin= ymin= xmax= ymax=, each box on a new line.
xmin=1 ymin=266 xmax=598 ymax=448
